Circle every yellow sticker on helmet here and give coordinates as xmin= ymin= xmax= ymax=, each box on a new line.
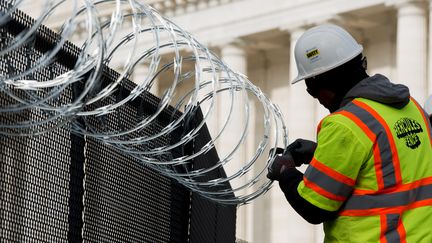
xmin=306 ymin=49 xmax=319 ymax=59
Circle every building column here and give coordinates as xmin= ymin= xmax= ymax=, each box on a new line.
xmin=266 ymin=26 xmax=317 ymax=243
xmin=219 ymin=40 xmax=252 ymax=242
xmin=132 ymin=64 xmax=159 ymax=96
xmin=289 ymin=27 xmax=318 ymax=243
xmin=288 ymin=28 xmax=316 ymax=141
xmin=394 ymin=0 xmax=428 ymax=103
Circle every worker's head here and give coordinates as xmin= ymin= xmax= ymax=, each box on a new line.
xmin=292 ymin=24 xmax=368 ymax=112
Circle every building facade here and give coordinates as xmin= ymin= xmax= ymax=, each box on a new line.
xmin=21 ymin=0 xmax=432 ymax=242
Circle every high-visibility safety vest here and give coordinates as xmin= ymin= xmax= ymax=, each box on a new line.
xmin=297 ymin=97 xmax=432 ymax=243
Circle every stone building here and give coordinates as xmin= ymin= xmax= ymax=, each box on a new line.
xmin=21 ymin=0 xmax=432 ymax=242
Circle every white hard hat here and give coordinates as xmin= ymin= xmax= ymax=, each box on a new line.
xmin=292 ymin=24 xmax=363 ymax=84
xmin=425 ymin=95 xmax=432 ymax=116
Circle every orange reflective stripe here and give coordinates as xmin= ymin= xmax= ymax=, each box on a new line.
xmin=335 ymin=110 xmax=385 ymax=189
xmin=303 ymin=177 xmax=346 ymax=201
xmin=334 ymin=110 xmax=376 ymax=141
xmin=311 ymin=158 xmax=356 ymax=187
xmin=353 ymin=100 xmax=403 ymax=186
xmin=410 ymin=97 xmax=432 ymax=146
xmin=372 ymin=142 xmax=385 ymax=190
xmin=398 ymin=220 xmax=407 ymax=243
xmin=380 ymin=215 xmax=387 ymax=243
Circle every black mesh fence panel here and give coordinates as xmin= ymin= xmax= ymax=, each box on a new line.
xmin=185 ymin=109 xmax=236 ymax=243
xmin=83 ymin=138 xmax=173 ymax=242
xmin=0 ymin=4 xmax=236 ymax=243
xmin=1 ymin=131 xmax=72 ymax=242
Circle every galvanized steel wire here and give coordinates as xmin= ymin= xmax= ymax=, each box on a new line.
xmin=0 ymin=0 xmax=288 ymax=205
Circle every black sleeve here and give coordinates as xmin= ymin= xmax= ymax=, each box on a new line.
xmin=277 ymin=168 xmax=337 ymax=224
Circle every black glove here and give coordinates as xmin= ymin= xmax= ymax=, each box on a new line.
xmin=286 ymin=139 xmax=317 ymax=166
xmin=269 ymin=147 xmax=284 ymax=156
xmin=267 ymin=152 xmax=296 ymax=181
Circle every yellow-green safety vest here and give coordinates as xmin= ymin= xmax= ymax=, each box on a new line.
xmin=298 ymin=97 xmax=432 ymax=243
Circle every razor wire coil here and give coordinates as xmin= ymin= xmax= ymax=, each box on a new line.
xmin=0 ymin=0 xmax=288 ymax=205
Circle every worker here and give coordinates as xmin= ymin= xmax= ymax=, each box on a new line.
xmin=267 ymin=24 xmax=432 ymax=242
xmin=425 ymin=95 xmax=432 ymax=123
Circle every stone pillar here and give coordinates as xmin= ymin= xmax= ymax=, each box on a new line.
xmin=266 ymin=27 xmax=317 ymax=243
xmin=248 ymin=54 xmax=271 ymax=243
xmin=219 ymin=41 xmax=252 ymax=242
xmin=394 ymin=0 xmax=428 ymax=103
xmin=221 ymin=42 xmax=247 ymax=76
xmin=288 ymin=28 xmax=316 ymax=142
xmin=133 ymin=64 xmax=159 ymax=96
xmin=289 ymin=27 xmax=318 ymax=243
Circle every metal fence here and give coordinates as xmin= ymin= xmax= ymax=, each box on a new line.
xmin=0 ymin=4 xmax=236 ymax=243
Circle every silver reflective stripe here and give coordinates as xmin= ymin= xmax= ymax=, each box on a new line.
xmin=343 ymin=184 xmax=432 ymax=210
xmin=385 ymin=214 xmax=401 ymax=243
xmin=343 ymin=102 xmax=397 ymax=188
xmin=304 ymin=164 xmax=352 ymax=198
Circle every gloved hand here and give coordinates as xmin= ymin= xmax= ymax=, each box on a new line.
xmin=267 ymin=152 xmax=296 ymax=181
xmin=286 ymin=138 xmax=317 ymax=166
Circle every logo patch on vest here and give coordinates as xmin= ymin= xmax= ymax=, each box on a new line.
xmin=393 ymin=118 xmax=423 ymax=149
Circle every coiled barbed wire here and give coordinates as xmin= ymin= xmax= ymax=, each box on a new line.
xmin=0 ymin=0 xmax=288 ymax=205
